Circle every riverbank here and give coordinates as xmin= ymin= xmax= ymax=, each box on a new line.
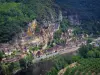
xmin=32 ymin=42 xmax=82 ymax=63
xmin=14 ymin=40 xmax=85 ymax=75
xmin=15 ymin=51 xmax=76 ymax=75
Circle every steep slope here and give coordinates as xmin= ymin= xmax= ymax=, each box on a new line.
xmin=64 ymin=58 xmax=100 ymax=75
xmin=56 ymin=0 xmax=100 ymax=22
xmin=0 ymin=0 xmax=59 ymax=43
xmin=56 ymin=0 xmax=100 ymax=35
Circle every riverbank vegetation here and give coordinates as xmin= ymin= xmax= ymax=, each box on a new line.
xmin=0 ymin=0 xmax=100 ymax=75
xmin=64 ymin=58 xmax=100 ymax=75
xmin=46 ymin=44 xmax=100 ymax=75
xmin=0 ymin=53 xmax=33 ymax=75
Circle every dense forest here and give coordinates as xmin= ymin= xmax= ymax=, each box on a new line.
xmin=56 ymin=0 xmax=100 ymax=21
xmin=56 ymin=0 xmax=100 ymax=35
xmin=46 ymin=44 xmax=100 ymax=75
xmin=0 ymin=0 xmax=58 ymax=43
xmin=0 ymin=0 xmax=100 ymax=75
xmin=0 ymin=0 xmax=100 ymax=43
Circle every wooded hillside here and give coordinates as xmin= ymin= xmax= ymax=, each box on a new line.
xmin=0 ymin=0 xmax=57 ymax=43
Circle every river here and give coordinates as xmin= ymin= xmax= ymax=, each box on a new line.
xmin=15 ymin=51 xmax=76 ymax=75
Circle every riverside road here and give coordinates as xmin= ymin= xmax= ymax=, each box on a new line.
xmin=32 ymin=42 xmax=83 ymax=63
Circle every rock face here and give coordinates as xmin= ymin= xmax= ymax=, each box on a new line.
xmin=58 ymin=10 xmax=63 ymax=22
xmin=0 ymin=16 xmax=61 ymax=53
xmin=56 ymin=0 xmax=100 ymax=25
xmin=68 ymin=14 xmax=80 ymax=25
xmin=62 ymin=10 xmax=81 ymax=25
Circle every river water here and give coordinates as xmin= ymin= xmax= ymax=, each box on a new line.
xmin=15 ymin=60 xmax=54 ymax=75
xmin=15 ymin=52 xmax=76 ymax=75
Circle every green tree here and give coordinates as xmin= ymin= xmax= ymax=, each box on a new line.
xmin=0 ymin=51 xmax=4 ymax=62
xmin=87 ymin=38 xmax=93 ymax=44
xmin=72 ymin=55 xmax=81 ymax=62
xmin=19 ymin=58 xmax=27 ymax=69
xmin=60 ymin=19 xmax=69 ymax=32
xmin=1 ymin=64 xmax=10 ymax=75
xmin=87 ymin=51 xmax=96 ymax=58
xmin=54 ymin=30 xmax=62 ymax=40
xmin=78 ymin=44 xmax=93 ymax=58
xmin=8 ymin=63 xmax=14 ymax=74
xmin=0 ymin=0 xmax=57 ymax=43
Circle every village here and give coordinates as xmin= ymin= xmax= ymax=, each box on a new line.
xmin=0 ymin=19 xmax=87 ymax=63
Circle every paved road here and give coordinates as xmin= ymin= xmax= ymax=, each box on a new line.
xmin=90 ymin=37 xmax=100 ymax=44
xmin=33 ymin=52 xmax=59 ymax=63
xmin=32 ymin=43 xmax=82 ymax=63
